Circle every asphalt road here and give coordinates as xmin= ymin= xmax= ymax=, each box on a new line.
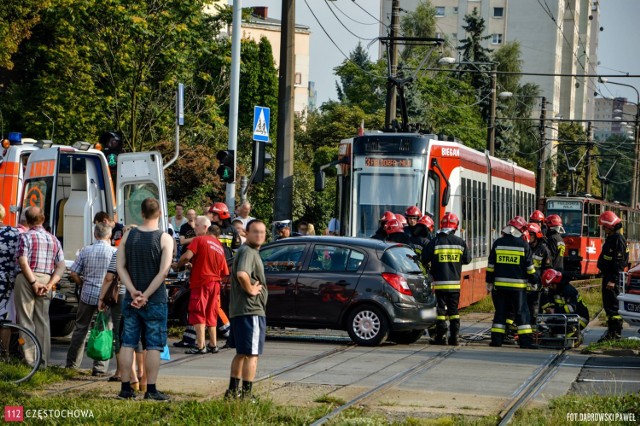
xmin=47 ymin=315 xmax=640 ymax=419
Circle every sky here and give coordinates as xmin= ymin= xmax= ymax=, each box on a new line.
xmin=237 ymin=0 xmax=640 ymax=107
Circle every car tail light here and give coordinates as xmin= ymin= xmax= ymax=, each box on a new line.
xmin=382 ymin=273 xmax=413 ymax=296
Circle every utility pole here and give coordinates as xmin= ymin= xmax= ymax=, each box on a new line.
xmin=486 ymin=64 xmax=497 ymax=156
xmin=536 ymin=96 xmax=546 ymax=209
xmin=585 ymin=121 xmax=594 ymax=195
xmin=384 ymin=0 xmax=400 ymax=130
xmin=274 ymin=0 xmax=295 ymax=221
xmin=226 ymin=0 xmax=242 ymax=211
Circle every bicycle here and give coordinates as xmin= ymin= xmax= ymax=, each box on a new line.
xmin=0 ymin=319 xmax=42 ymax=384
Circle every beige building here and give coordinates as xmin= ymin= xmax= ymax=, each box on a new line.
xmin=594 ymin=97 xmax=637 ymax=140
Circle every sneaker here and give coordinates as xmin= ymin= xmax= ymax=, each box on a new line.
xmin=173 ymin=340 xmax=195 ymax=348
xmin=224 ymin=389 xmax=240 ymax=400
xmin=241 ymin=391 xmax=258 ymax=403
xmin=185 ymin=346 xmax=207 ymax=354
xmin=207 ymin=345 xmax=219 ymax=354
xmin=221 ymin=342 xmax=232 ymax=349
xmin=117 ymin=390 xmax=137 ymax=400
xmin=144 ymin=391 xmax=170 ymax=401
xmin=92 ymin=371 xmax=107 ymax=377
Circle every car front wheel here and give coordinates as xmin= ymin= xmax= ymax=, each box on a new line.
xmin=346 ymin=305 xmax=389 ymax=346
xmin=388 ymin=329 xmax=424 ymax=345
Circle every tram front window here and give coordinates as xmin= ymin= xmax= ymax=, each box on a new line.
xmin=546 ymin=200 xmax=583 ymax=236
xmin=355 ymin=173 xmax=423 ymax=238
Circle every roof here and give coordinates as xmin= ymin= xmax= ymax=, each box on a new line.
xmin=244 ymin=14 xmax=310 ymax=32
xmin=264 ymin=236 xmax=399 ymax=250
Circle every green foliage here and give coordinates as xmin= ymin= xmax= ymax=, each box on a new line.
xmin=596 ymin=134 xmax=634 ymax=204
xmin=334 ymin=43 xmax=386 ymax=114
xmin=0 ymin=0 xmax=51 ymax=70
xmin=399 ymin=0 xmax=437 ymax=61
xmin=555 ymin=122 xmax=595 ymax=194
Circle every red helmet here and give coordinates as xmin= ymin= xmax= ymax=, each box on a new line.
xmin=209 ymin=202 xmax=230 ymax=220
xmin=440 ymin=212 xmax=459 ymax=230
xmin=395 ymin=213 xmax=407 ymax=227
xmin=417 ymin=215 xmax=435 ymax=232
xmin=384 ymin=219 xmax=404 ymax=235
xmin=541 ymin=269 xmax=562 ymax=287
xmin=405 ymin=206 xmax=422 ymax=218
xmin=527 ymin=223 xmax=544 ymax=239
xmin=522 ymin=230 xmax=530 ymax=243
xmin=529 ymin=210 xmax=545 ymax=222
xmin=545 ymin=214 xmax=562 ymax=227
xmin=508 ymin=216 xmax=529 ymax=232
xmin=599 ymin=211 xmax=621 ymax=230
xmin=380 ymin=211 xmax=395 ymax=224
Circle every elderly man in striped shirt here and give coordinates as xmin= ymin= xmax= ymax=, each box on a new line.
xmin=66 ymin=222 xmax=117 ymax=375
xmin=15 ymin=206 xmax=66 ymax=367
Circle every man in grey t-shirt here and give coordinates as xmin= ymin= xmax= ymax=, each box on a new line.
xmin=225 ymin=219 xmax=268 ymax=400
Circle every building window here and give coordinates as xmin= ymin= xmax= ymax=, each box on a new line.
xmin=435 ymin=32 xmax=442 ymax=40
xmin=453 ymin=7 xmax=458 ymax=13
xmin=493 ymin=7 xmax=504 ymax=18
xmin=452 ymin=32 xmax=458 ymax=40
xmin=491 ymin=33 xmax=503 ymax=44
xmin=295 ymin=72 xmax=302 ymax=85
xmin=435 ymin=6 xmax=445 ymax=17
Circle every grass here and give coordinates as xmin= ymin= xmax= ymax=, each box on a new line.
xmin=167 ymin=324 xmax=185 ymax=339
xmin=581 ymin=338 xmax=640 ymax=354
xmin=314 ymin=394 xmax=346 ymax=405
xmin=460 ymin=295 xmax=494 ymax=314
xmin=579 ymin=285 xmax=604 ymax=323
xmin=0 ymin=365 xmax=76 ymax=400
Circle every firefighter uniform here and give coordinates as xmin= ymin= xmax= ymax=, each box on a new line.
xmin=546 ymin=229 xmax=565 ymax=271
xmin=528 ymin=239 xmax=553 ymax=325
xmin=410 ymin=234 xmax=430 ymax=257
xmin=218 ymin=224 xmax=241 ymax=254
xmin=421 ymin=231 xmax=471 ymax=345
xmin=487 ymin=234 xmax=537 ymax=348
xmin=597 ymin=230 xmax=628 ymax=339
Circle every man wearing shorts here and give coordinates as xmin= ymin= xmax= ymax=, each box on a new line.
xmin=116 ymin=198 xmax=173 ymax=401
xmin=177 ymin=216 xmax=229 ymax=354
xmin=225 ymin=219 xmax=267 ymax=400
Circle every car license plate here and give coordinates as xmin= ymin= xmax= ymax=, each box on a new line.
xmin=53 ymin=292 xmax=66 ymax=301
xmin=625 ymin=301 xmax=640 ymax=313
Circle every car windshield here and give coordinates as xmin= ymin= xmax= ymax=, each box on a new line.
xmin=381 ymin=246 xmax=422 ymax=274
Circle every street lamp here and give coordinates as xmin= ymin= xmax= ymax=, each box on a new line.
xmin=599 ymin=77 xmax=640 ymax=207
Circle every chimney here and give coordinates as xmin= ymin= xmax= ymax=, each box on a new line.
xmin=252 ymin=7 xmax=268 ymax=20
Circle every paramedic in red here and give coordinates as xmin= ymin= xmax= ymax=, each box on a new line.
xmin=176 ymin=216 xmax=229 ymax=354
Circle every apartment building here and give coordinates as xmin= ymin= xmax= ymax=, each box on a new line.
xmin=594 ymin=97 xmax=638 ymax=140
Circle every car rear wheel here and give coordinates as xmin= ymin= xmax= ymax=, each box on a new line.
xmin=51 ymin=320 xmax=76 ymax=337
xmin=388 ymin=329 xmax=424 ymax=345
xmin=346 ymin=305 xmax=389 ymax=346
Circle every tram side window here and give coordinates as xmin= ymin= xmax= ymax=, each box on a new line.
xmin=461 ymin=177 xmax=468 ymax=247
xmin=482 ymin=182 xmax=487 ymax=256
xmin=472 ymin=180 xmax=478 ymax=257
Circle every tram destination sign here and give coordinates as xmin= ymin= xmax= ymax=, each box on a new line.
xmin=547 ymin=200 xmax=581 ymax=210
xmin=365 ymin=157 xmax=413 ymax=168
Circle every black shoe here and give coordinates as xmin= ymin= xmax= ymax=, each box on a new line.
xmin=597 ymin=333 xmax=616 ymax=343
xmin=448 ymin=338 xmax=459 ymax=346
xmin=173 ymin=340 xmax=195 ymax=348
xmin=207 ymin=345 xmax=219 ymax=354
xmin=117 ymin=390 xmax=137 ymax=400
xmin=92 ymin=371 xmax=107 ymax=377
xmin=489 ymin=342 xmax=502 ymax=347
xmin=520 ymin=344 xmax=538 ymax=349
xmin=429 ymin=338 xmax=447 ymax=345
xmin=185 ymin=346 xmax=207 ymax=354
xmin=221 ymin=342 xmax=231 ymax=349
xmin=224 ymin=389 xmax=240 ymax=400
xmin=144 ymin=391 xmax=170 ymax=401
xmin=241 ymin=391 xmax=258 ymax=403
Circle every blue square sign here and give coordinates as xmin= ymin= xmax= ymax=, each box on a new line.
xmin=253 ymin=106 xmax=270 ymax=142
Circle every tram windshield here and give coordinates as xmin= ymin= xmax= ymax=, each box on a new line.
xmin=354 ymin=171 xmax=424 ymax=238
xmin=546 ymin=199 xmax=583 ymax=236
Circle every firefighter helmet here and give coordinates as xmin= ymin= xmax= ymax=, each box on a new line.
xmin=417 ymin=215 xmax=435 ymax=232
xmin=384 ymin=219 xmax=404 ymax=235
xmin=529 ymin=210 xmax=545 ymax=223
xmin=380 ymin=211 xmax=395 ymax=224
xmin=209 ymin=202 xmax=230 ymax=220
xmin=508 ymin=216 xmax=529 ymax=232
xmin=545 ymin=214 xmax=563 ymax=227
xmin=527 ymin=223 xmax=544 ymax=239
xmin=395 ymin=213 xmax=407 ymax=227
xmin=405 ymin=206 xmax=422 ymax=218
xmin=541 ymin=269 xmax=562 ymax=287
xmin=599 ymin=211 xmax=621 ymax=230
xmin=522 ymin=230 xmax=530 ymax=243
xmin=440 ymin=212 xmax=459 ymax=231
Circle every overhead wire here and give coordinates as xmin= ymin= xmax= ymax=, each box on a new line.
xmin=352 ymin=0 xmax=388 ymax=30
xmin=324 ymin=0 xmax=377 ymax=41
xmin=330 ymin=0 xmax=379 ymax=26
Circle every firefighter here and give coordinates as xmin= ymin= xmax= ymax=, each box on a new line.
xmin=529 ymin=210 xmax=547 ymax=235
xmin=410 ymin=215 xmax=434 ymax=257
xmin=395 ymin=213 xmax=408 ymax=229
xmin=384 ymin=219 xmax=412 ymax=245
xmin=404 ymin=206 xmax=422 ymax=236
xmin=486 ymin=216 xmax=538 ymax=349
xmin=208 ymin=202 xmax=242 ymax=252
xmin=545 ymin=214 xmax=565 ymax=271
xmin=540 ymin=269 xmax=590 ymax=346
xmin=371 ymin=211 xmax=395 ymax=241
xmin=527 ymin=222 xmax=552 ymax=325
xmin=421 ymin=212 xmax=471 ymax=345
xmin=597 ymin=210 xmax=628 ymax=342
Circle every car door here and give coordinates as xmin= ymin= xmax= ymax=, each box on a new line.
xmin=294 ymin=244 xmax=365 ymax=324
xmin=260 ymin=243 xmax=308 ymax=322
xmin=115 ymin=151 xmax=168 ymax=231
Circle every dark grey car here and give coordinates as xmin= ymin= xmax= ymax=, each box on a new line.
xmin=222 ymin=236 xmax=436 ymax=346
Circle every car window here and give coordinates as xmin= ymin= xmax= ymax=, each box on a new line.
xmin=308 ymin=245 xmax=362 ymax=272
xmin=260 ymin=244 xmax=306 ymax=272
xmin=382 ymin=246 xmax=422 ymax=274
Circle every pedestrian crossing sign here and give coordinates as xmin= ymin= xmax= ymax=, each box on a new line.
xmin=253 ymin=106 xmax=270 ymax=142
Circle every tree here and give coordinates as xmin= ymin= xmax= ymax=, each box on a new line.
xmin=399 ymin=0 xmax=437 ymax=61
xmin=0 ymin=0 xmax=51 ymax=70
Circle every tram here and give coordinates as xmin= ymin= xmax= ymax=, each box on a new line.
xmin=317 ymin=132 xmax=536 ymax=307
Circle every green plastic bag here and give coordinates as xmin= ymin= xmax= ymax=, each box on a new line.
xmin=86 ymin=312 xmax=113 ymax=361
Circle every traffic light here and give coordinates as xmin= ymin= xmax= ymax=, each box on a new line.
xmin=99 ymin=131 xmax=122 ymax=168
xmin=252 ymin=142 xmax=272 ymax=184
xmin=216 ymin=150 xmax=235 ymax=183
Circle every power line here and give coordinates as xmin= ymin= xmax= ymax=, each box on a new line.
xmin=352 ymin=0 xmax=388 ymax=30
xmin=323 ymin=0 xmax=376 ymax=41
xmin=331 ymin=0 xmax=378 ymax=26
